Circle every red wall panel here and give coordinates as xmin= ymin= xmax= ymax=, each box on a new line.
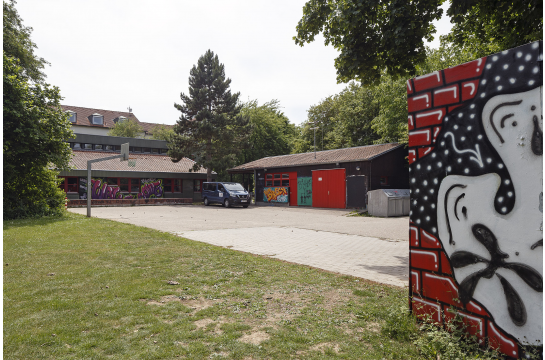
xmin=312 ymin=169 xmax=346 ymax=209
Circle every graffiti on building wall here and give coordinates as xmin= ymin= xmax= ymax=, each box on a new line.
xmin=263 ymin=187 xmax=288 ymax=203
xmin=297 ymin=177 xmax=312 ymax=206
xmin=408 ymin=41 xmax=542 ymax=357
xmin=140 ymin=179 xmax=163 ymax=198
xmin=79 ymin=178 xmax=164 ymax=199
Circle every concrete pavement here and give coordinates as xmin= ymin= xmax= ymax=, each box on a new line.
xmin=69 ymin=205 xmax=409 ymax=287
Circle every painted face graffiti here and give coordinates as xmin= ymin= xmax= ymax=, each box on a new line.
xmin=409 ymin=41 xmax=543 ymax=350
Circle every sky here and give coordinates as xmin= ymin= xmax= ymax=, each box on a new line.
xmin=16 ymin=1 xmax=453 ymax=126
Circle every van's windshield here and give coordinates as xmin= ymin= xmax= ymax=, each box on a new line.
xmin=223 ymin=183 xmax=245 ymax=191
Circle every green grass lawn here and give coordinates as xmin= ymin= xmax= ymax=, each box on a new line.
xmin=4 ymin=213 xmax=493 ymax=359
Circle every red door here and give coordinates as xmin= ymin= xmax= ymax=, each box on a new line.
xmin=312 ymin=171 xmax=326 ymax=208
xmin=328 ymin=169 xmax=346 ymax=208
xmin=312 ymin=169 xmax=346 ymax=209
xmin=289 ymin=172 xmax=298 ymax=206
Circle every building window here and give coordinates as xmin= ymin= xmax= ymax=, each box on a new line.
xmin=94 ymin=144 xmax=103 ymax=150
xmin=160 ymin=149 xmax=168 ymax=154
xmin=151 ymin=148 xmax=159 ymax=154
xmin=104 ymin=145 xmax=115 ymax=151
xmin=120 ymin=178 xmax=129 ymax=192
xmin=174 ymin=179 xmax=182 ymax=192
xmin=83 ymin=143 xmax=93 ymax=150
xmin=59 ymin=176 xmax=78 ymax=193
xmin=132 ymin=147 xmax=142 ymax=153
xmin=105 ymin=178 xmax=119 ymax=186
xmin=67 ymin=111 xmax=76 ymax=123
xmin=164 ymin=179 xmax=182 ymax=193
xmin=142 ymin=148 xmax=151 ymax=153
xmin=131 ymin=178 xmax=140 ymax=194
xmin=380 ymin=176 xmax=389 ymax=186
xmin=91 ymin=114 xmax=104 ymax=125
xmin=193 ymin=179 xmax=202 ymax=192
xmin=265 ymin=172 xmax=291 ymax=187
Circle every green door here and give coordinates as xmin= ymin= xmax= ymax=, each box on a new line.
xmin=297 ymin=177 xmax=312 ymax=206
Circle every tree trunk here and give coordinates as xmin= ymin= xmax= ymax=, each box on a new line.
xmin=207 ymin=167 xmax=212 ymax=182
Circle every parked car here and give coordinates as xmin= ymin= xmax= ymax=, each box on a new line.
xmin=202 ymin=182 xmax=251 ymax=208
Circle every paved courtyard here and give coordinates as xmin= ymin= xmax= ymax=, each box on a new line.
xmin=69 ymin=204 xmax=409 ymax=287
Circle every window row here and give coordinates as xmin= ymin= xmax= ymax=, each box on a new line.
xmin=265 ymin=173 xmax=290 ymax=187
xmin=69 ymin=143 xmax=167 ymax=154
xmin=66 ymin=111 xmax=103 ymax=125
xmin=59 ymin=177 xmax=204 ymax=193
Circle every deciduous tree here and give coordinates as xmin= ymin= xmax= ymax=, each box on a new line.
xmin=108 ymin=118 xmax=143 ymax=138
xmin=294 ymin=0 xmax=444 ymax=84
xmin=170 ymin=50 xmax=250 ymax=182
xmin=294 ymin=0 xmax=542 ymax=85
xmin=239 ymin=99 xmax=296 ymax=163
xmin=150 ymin=124 xmax=175 ymax=141
xmin=3 ymin=53 xmax=73 ymax=219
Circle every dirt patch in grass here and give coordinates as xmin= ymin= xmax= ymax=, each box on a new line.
xmin=310 ymin=342 xmax=341 ymax=353
xmin=366 ymin=322 xmax=381 ymax=333
xmin=145 ymin=295 xmax=221 ymax=312
xmin=238 ymin=331 xmax=270 ymax=345
xmin=319 ymin=289 xmax=352 ymax=310
xmin=194 ymin=318 xmax=215 ymax=329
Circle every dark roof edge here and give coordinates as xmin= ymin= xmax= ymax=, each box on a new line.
xmin=366 ymin=143 xmax=405 ymax=161
xmin=228 ymin=159 xmax=371 ymax=172
xmin=228 ymin=143 xmax=403 ymax=172
xmin=257 ymin=142 xmax=400 ymax=161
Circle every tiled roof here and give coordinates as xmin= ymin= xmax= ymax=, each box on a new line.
xmin=229 ymin=143 xmax=402 ymax=171
xmin=67 ymin=150 xmax=207 ymax=173
xmin=62 ymin=105 xmax=140 ymax=129
xmin=62 ymin=105 xmax=173 ymax=134
xmin=139 ymin=122 xmax=174 ymax=135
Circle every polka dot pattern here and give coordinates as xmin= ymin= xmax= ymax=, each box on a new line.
xmin=408 ymin=41 xmax=542 ymax=233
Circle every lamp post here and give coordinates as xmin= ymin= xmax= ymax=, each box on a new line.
xmin=310 ymin=126 xmax=319 ymax=159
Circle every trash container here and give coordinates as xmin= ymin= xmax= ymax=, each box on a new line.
xmin=367 ymin=189 xmax=410 ymax=217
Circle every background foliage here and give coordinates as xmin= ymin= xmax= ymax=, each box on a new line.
xmin=107 ymin=118 xmax=143 ymax=138
xmin=3 ymin=0 xmax=73 ymax=220
xmin=294 ymin=0 xmax=542 ymax=85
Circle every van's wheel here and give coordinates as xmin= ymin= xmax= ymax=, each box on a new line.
xmin=204 ymin=198 xmax=209 ymax=206
xmin=243 ymin=205 xmax=249 ymax=208
xmin=224 ymin=199 xmax=231 ymax=208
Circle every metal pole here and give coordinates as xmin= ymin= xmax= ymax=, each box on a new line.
xmin=314 ymin=128 xmax=316 ymax=159
xmin=86 ymin=152 xmax=127 ymax=218
xmin=87 ymin=161 xmax=91 ymax=217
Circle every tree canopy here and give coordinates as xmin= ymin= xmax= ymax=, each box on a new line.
xmin=150 ymin=124 xmax=175 ymax=141
xmin=3 ymin=0 xmax=73 ymax=219
xmin=293 ymin=83 xmax=380 ymax=153
xmin=108 ymin=118 xmax=143 ymax=138
xmin=294 ymin=0 xmax=542 ymax=85
xmin=3 ymin=0 xmax=48 ymax=83
xmin=239 ymin=99 xmax=296 ymax=164
xmin=170 ymin=50 xmax=250 ymax=182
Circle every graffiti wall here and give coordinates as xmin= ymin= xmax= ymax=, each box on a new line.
xmin=79 ymin=178 xmax=164 ymax=199
xmin=297 ymin=177 xmax=312 ymax=206
xmin=408 ymin=41 xmax=543 ymax=358
xmin=263 ymin=187 xmax=289 ymax=203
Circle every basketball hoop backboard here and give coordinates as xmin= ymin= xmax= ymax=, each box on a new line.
xmin=120 ymin=143 xmax=129 ymax=161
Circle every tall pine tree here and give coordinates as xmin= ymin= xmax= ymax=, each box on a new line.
xmin=170 ymin=50 xmax=249 ymax=181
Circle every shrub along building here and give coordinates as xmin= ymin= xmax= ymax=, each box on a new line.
xmin=58 ymin=106 xmax=211 ymax=206
xmin=228 ymin=143 xmax=408 ymax=209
